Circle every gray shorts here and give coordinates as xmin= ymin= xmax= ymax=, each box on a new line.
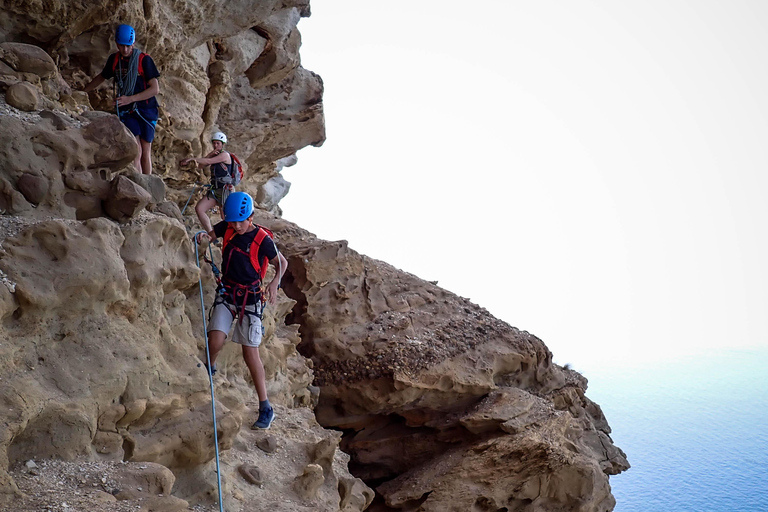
xmin=207 ymin=301 xmax=264 ymax=347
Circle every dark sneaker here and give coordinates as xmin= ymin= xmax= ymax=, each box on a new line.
xmin=203 ymin=361 xmax=217 ymax=376
xmin=252 ymin=407 xmax=275 ymax=430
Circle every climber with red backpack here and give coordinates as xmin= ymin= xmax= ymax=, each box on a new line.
xmin=82 ymin=24 xmax=160 ymax=175
xmin=195 ymin=191 xmax=287 ymax=429
xmin=181 ymin=131 xmax=244 ymax=233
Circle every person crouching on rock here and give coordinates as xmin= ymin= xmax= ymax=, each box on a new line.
xmin=181 ymin=131 xmax=234 ymax=233
xmin=195 ymin=192 xmax=287 ymax=430
xmin=82 ymin=24 xmax=160 ymax=175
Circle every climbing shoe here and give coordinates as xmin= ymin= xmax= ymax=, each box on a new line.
xmin=252 ymin=407 xmax=275 ymax=430
xmin=203 ymin=361 xmax=217 ymax=376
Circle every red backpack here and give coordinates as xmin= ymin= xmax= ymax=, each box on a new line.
xmin=221 ymin=225 xmax=274 ymax=282
xmin=229 ymin=154 xmax=244 ymax=186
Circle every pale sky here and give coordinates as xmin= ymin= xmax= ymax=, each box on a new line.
xmin=281 ymin=1 xmax=768 ymax=370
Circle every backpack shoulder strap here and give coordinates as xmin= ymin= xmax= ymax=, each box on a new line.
xmin=249 ymin=227 xmax=270 ymax=280
xmin=222 ymin=226 xmax=236 ymax=251
xmin=138 ymin=52 xmax=146 ymax=79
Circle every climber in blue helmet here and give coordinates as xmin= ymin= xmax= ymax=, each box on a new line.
xmin=82 ymin=24 xmax=161 ymax=175
xmin=196 ymin=192 xmax=288 ymax=430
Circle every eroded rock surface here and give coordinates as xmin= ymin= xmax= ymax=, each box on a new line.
xmin=254 ymin=211 xmax=630 ymax=512
xmin=0 ymin=213 xmax=371 ymax=511
xmin=0 ymin=1 xmax=627 ymax=511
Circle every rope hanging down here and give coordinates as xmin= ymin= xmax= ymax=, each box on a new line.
xmin=194 ymin=231 xmax=225 ymax=512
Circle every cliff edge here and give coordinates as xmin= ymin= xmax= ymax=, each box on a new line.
xmin=0 ymin=2 xmax=628 ymax=511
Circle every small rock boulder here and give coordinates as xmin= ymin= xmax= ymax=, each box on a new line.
xmin=256 ymin=435 xmax=278 ymax=454
xmin=238 ymin=464 xmax=262 ymax=486
xmin=6 ymin=82 xmax=39 ymax=111
xmin=294 ymin=463 xmax=324 ymax=500
xmin=256 ymin=175 xmax=291 ymax=211
xmin=17 ymin=173 xmax=49 ymax=205
xmin=82 ymin=113 xmax=138 ymax=170
xmin=0 ymin=42 xmax=56 ymax=78
xmin=104 ymin=175 xmax=152 ymax=223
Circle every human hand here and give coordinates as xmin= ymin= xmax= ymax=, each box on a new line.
xmin=116 ymin=95 xmax=133 ymax=107
xmin=266 ymin=280 xmax=280 ymax=305
xmin=195 ymin=232 xmax=210 ymax=244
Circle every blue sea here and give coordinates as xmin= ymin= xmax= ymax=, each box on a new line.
xmin=580 ymin=347 xmax=768 ymax=512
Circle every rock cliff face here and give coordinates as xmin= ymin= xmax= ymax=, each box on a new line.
xmin=0 ymin=2 xmax=628 ymax=511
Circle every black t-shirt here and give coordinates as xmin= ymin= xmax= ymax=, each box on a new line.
xmin=101 ymin=52 xmax=160 ymax=116
xmin=210 ymin=152 xmax=233 ymax=188
xmin=213 ymin=222 xmax=277 ymax=303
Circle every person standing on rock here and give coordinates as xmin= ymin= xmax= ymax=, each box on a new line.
xmin=82 ymin=24 xmax=160 ymax=175
xmin=180 ymin=131 xmax=234 ymax=233
xmin=196 ymin=191 xmax=287 ymax=429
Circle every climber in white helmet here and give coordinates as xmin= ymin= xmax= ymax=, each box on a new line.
xmin=180 ymin=131 xmax=235 ymax=233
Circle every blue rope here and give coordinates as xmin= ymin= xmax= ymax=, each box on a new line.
xmin=194 ymin=231 xmax=225 ymax=512
xmin=181 ymin=183 xmax=213 ymax=215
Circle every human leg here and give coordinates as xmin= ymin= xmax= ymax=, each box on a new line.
xmin=242 ymin=345 xmax=268 ymax=402
xmin=231 ymin=307 xmax=274 ymax=429
xmin=207 ymin=329 xmax=227 ymax=365
xmin=139 ymin=138 xmax=153 ymax=175
xmin=206 ymin=302 xmax=234 ymax=369
xmin=132 ymin=135 xmax=143 ymax=172
xmin=195 ymin=195 xmax=219 ymax=233
xmin=245 ymin=343 xmax=274 ymax=429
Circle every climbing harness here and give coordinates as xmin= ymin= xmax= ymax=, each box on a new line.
xmin=180 ymin=182 xmax=232 ymax=217
xmin=194 ymin=231 xmax=226 ymax=512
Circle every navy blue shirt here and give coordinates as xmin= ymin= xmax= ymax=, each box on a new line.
xmin=214 ymin=222 xmax=277 ymax=303
xmin=101 ymin=52 xmax=160 ymax=118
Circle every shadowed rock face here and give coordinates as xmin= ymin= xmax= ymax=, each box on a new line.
xmin=0 ymin=2 xmax=627 ymax=511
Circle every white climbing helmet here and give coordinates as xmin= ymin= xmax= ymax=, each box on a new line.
xmin=211 ymin=131 xmax=227 ymax=144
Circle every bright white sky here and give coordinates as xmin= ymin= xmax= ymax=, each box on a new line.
xmin=280 ymin=1 xmax=768 ymax=370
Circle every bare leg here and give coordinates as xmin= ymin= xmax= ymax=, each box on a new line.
xmin=207 ymin=329 xmax=227 ymax=365
xmin=195 ymin=196 xmax=219 ymax=233
xmin=242 ymin=345 xmax=268 ymax=402
xmin=133 ymin=135 xmax=142 ymax=172
xmin=139 ymin=138 xmax=153 ymax=175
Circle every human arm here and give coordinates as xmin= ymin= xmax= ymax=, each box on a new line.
xmin=194 ymin=221 xmax=226 ymax=244
xmin=116 ymin=77 xmax=159 ymax=107
xmin=82 ymin=74 xmax=106 ymax=93
xmin=180 ymin=150 xmax=230 ymax=168
xmin=265 ymin=251 xmax=288 ymax=305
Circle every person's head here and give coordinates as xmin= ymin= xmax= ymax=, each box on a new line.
xmin=223 ymin=192 xmax=254 ymax=234
xmin=115 ymin=24 xmax=135 ymax=57
xmin=211 ymin=131 xmax=227 ymax=151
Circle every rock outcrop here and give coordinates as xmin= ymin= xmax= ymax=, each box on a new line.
xmin=0 ymin=1 xmax=628 ymax=511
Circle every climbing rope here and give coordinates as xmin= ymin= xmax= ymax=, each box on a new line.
xmin=181 ymin=183 xmax=208 ymax=215
xmin=194 ymin=231 xmax=225 ymax=512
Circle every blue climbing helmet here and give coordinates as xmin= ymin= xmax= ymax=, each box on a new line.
xmin=224 ymin=192 xmax=254 ymax=222
xmin=115 ymin=24 xmax=135 ymax=46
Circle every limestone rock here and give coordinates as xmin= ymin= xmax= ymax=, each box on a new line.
xmin=104 ymin=175 xmax=153 ymax=222
xmin=238 ymin=464 xmax=262 ymax=486
xmin=0 ymin=215 xmax=372 ymax=511
xmin=256 ymin=174 xmax=291 ymax=212
xmin=5 ymin=82 xmax=39 ymax=111
xmin=16 ymin=173 xmax=49 ymax=205
xmin=0 ymin=42 xmax=56 ymax=78
xmin=252 ymin=211 xmax=630 ymax=512
xmin=256 ymin=435 xmax=278 ymax=453
xmin=294 ymin=463 xmax=324 ymax=500
xmin=0 ymin=1 xmax=629 ymax=511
